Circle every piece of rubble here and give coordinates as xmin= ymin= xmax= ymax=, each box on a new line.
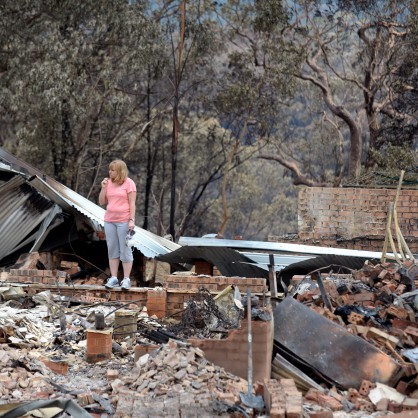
xmin=112 ymin=340 xmax=250 ymax=416
xmin=274 ymin=297 xmax=403 ymax=389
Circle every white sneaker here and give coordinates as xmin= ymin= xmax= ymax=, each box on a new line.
xmin=121 ymin=277 xmax=131 ymax=290
xmin=105 ymin=276 xmax=119 ymax=289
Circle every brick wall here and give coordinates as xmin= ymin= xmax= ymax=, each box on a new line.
xmin=164 ymin=275 xmax=267 ymax=319
xmin=165 ymin=275 xmax=267 ymax=293
xmin=188 ymin=315 xmax=273 ymax=383
xmin=297 ymin=187 xmax=418 ymax=252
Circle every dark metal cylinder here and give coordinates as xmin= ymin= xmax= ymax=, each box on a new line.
xmin=95 ymin=312 xmax=105 ymax=330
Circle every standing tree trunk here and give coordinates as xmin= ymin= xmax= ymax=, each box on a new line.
xmin=170 ymin=0 xmax=186 ymax=241
xmin=144 ymin=66 xmax=153 ymax=231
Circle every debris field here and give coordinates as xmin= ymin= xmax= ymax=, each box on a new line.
xmin=1 ymin=253 xmax=418 ymax=418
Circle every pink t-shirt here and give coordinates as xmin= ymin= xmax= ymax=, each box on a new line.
xmin=104 ymin=178 xmax=136 ymax=223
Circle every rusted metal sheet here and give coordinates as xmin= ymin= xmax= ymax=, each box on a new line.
xmin=273 ymin=297 xmax=403 ymax=389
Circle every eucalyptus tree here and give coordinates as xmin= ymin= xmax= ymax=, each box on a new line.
xmin=195 ymin=156 xmax=298 ymax=240
xmin=181 ymin=0 xmax=299 ymax=236
xmin=378 ymin=1 xmax=418 ymax=167
xmin=152 ymin=1 xmax=296 ymax=238
xmin=137 ymin=77 xmax=262 ymax=240
xmin=149 ymin=0 xmax=224 ymax=240
xmin=216 ymin=0 xmax=417 ymax=186
xmin=0 ymin=0 xmax=164 ymax=193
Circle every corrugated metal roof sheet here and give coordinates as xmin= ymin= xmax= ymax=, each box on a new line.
xmin=278 ymin=254 xmax=377 ymax=284
xmin=179 ymin=236 xmax=389 ymax=259
xmin=0 ymin=148 xmax=180 ymax=259
xmin=240 ymin=252 xmax=315 ymax=272
xmin=158 ymin=246 xmax=269 ymax=279
xmin=177 ymin=236 xmax=397 ymax=279
xmin=0 ymin=175 xmax=55 ymax=260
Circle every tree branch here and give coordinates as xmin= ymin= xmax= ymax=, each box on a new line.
xmin=258 ymin=153 xmax=330 ymax=187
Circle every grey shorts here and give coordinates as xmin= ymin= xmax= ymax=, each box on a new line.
xmin=104 ymin=222 xmax=133 ymax=263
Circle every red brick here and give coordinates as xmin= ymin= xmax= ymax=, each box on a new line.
xmin=359 ymin=380 xmax=376 ymax=396
xmin=305 ymin=389 xmax=342 ymax=411
xmin=377 ymin=412 xmax=418 ymax=418
xmin=40 ymin=358 xmax=68 ymax=375
xmin=402 ymin=398 xmax=418 ymax=411
xmin=77 ymin=392 xmax=94 ymax=406
xmin=306 ymin=411 xmax=333 ymax=418
xmin=86 ymin=329 xmax=112 ymax=363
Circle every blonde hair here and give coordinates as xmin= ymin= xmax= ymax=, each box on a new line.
xmin=109 ymin=160 xmax=128 ymax=185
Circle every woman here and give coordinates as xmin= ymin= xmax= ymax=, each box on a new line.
xmin=99 ymin=159 xmax=137 ymax=289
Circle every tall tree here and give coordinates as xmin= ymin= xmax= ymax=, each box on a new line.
xmin=217 ymin=0 xmax=416 ymax=185
xmin=154 ymin=0 xmax=220 ymax=240
xmin=377 ymin=1 xmax=418 ymax=166
xmin=170 ymin=0 xmax=186 ymax=241
xmin=0 ymin=0 xmax=163 ymax=192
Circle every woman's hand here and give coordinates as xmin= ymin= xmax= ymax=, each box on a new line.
xmin=98 ymin=178 xmax=108 ymax=206
xmin=129 ymin=219 xmax=135 ymax=230
xmin=101 ymin=177 xmax=109 ymax=188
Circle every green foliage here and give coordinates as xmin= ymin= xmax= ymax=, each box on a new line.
xmin=1 ymin=0 xmax=417 ymax=242
xmin=196 ymin=157 xmax=298 ymax=239
xmin=0 ymin=0 xmax=165 ymax=186
xmin=253 ymin=0 xmax=288 ymax=33
xmin=372 ymin=145 xmax=417 ymax=172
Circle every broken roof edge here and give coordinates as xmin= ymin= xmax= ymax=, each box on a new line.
xmin=179 ymin=236 xmax=395 ymax=260
xmin=31 ymin=175 xmax=181 ymax=258
xmin=157 ymin=245 xmax=269 ymax=279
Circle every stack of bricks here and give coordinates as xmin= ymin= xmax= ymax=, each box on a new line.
xmin=7 ymin=269 xmax=67 ymax=284
xmin=164 ymin=275 xmax=267 ymax=319
xmin=166 ymin=292 xmax=186 ymax=319
xmin=109 ymin=289 xmax=148 ymax=304
xmin=261 ymin=378 xmax=303 ymax=418
xmin=146 ymin=288 xmax=167 ymax=318
xmin=164 ymin=274 xmax=267 ymax=293
xmin=59 ymin=260 xmax=80 ymax=275
xmin=86 ymin=328 xmax=113 ymax=363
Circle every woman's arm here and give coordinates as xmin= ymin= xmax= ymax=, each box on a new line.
xmin=98 ymin=178 xmax=108 ymax=206
xmin=128 ymin=191 xmax=137 ymax=227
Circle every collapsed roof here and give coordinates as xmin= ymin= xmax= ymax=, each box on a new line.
xmin=158 ymin=245 xmax=269 ymax=279
xmin=0 ymin=147 xmax=394 ymax=279
xmin=0 ymin=147 xmax=179 ymax=266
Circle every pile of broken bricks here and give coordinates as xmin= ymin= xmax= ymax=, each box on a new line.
xmin=285 ymin=259 xmax=418 ymax=416
xmin=114 ymin=340 xmax=281 ymax=417
xmin=0 ymin=337 xmax=304 ymax=417
xmin=5 ymin=254 xmax=418 ymax=417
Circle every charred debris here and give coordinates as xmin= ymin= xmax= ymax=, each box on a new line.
xmin=2 ymin=152 xmax=418 ymax=416
xmin=1 ymin=250 xmax=418 ymax=417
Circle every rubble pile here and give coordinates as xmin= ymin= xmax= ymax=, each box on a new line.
xmin=112 ymin=340 xmax=250 ymax=417
xmin=287 ymin=259 xmax=418 ymax=414
xmin=295 ymin=260 xmax=418 ymax=352
xmin=0 ymin=345 xmax=54 ymax=400
xmin=0 ymin=341 xmax=125 ymax=413
xmin=5 ymin=253 xmax=418 ymax=416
